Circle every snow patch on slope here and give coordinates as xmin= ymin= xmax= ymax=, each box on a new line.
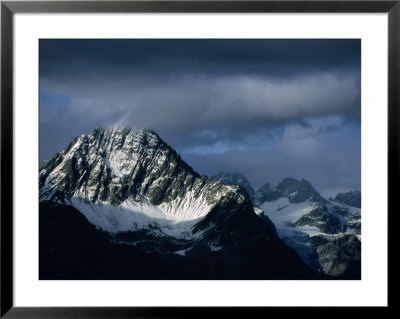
xmin=174 ymin=249 xmax=188 ymax=256
xmin=104 ymin=157 xmax=123 ymax=177
xmin=260 ymin=198 xmax=314 ymax=231
xmin=158 ymin=189 xmax=215 ymax=222
xmin=69 ymin=195 xmax=212 ymax=239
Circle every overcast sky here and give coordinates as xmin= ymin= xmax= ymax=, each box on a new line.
xmin=39 ymin=39 xmax=361 ymax=198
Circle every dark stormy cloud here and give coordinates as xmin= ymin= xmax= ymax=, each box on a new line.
xmin=39 ymin=39 xmax=361 ymax=198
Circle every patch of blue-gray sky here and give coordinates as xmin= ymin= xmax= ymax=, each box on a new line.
xmin=39 ymin=39 xmax=361 ymax=198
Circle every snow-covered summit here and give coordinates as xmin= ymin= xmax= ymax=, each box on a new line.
xmin=39 ymin=127 xmax=245 ymax=236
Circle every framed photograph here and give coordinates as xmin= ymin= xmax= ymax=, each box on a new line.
xmin=1 ymin=0 xmax=395 ymax=316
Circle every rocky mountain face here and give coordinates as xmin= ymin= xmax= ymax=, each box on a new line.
xmin=330 ymin=190 xmax=361 ymax=208
xmin=254 ymin=178 xmax=361 ymax=279
xmin=255 ymin=182 xmax=281 ymax=204
xmin=212 ymin=174 xmax=361 ymax=279
xmin=39 ymin=127 xmax=314 ymax=279
xmin=309 ymin=234 xmax=361 ymax=278
xmin=211 ymin=173 xmax=255 ymax=204
xmin=255 ymin=178 xmax=325 ymax=206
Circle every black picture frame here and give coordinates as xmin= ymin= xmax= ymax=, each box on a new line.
xmin=1 ymin=0 xmax=396 ymax=317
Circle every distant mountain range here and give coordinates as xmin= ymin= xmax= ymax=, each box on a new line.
xmin=39 ymin=127 xmax=360 ymax=279
xmin=212 ymin=173 xmax=361 ymax=278
xmin=330 ymin=190 xmax=361 ymax=208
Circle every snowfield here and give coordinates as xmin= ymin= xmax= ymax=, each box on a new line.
xmin=69 ymin=196 xmax=210 ymax=239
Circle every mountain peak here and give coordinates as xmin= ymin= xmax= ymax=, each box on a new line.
xmin=332 ymin=190 xmax=361 ymax=208
xmin=93 ymin=125 xmax=105 ymax=133
xmin=255 ymin=182 xmax=280 ymax=205
xmin=40 ymin=127 xmax=258 ymax=237
xmin=211 ymin=172 xmax=255 ymax=204
xmin=39 ymin=126 xmax=199 ymax=205
xmin=276 ymin=177 xmax=325 ymax=204
xmin=255 ymin=177 xmax=325 ymax=205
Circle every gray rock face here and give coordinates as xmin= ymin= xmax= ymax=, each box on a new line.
xmin=289 ymin=204 xmax=361 ymax=278
xmin=346 ymin=214 xmax=361 ymax=235
xmin=292 ymin=204 xmax=346 ymax=234
xmin=255 ymin=183 xmax=281 ymax=205
xmin=331 ymin=190 xmax=361 ymax=208
xmin=276 ymin=178 xmax=326 ymax=204
xmin=212 ymin=172 xmax=256 ymax=204
xmin=309 ymin=234 xmax=361 ymax=278
xmin=255 ymin=177 xmax=361 ymax=279
xmin=255 ymin=177 xmax=325 ymax=206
